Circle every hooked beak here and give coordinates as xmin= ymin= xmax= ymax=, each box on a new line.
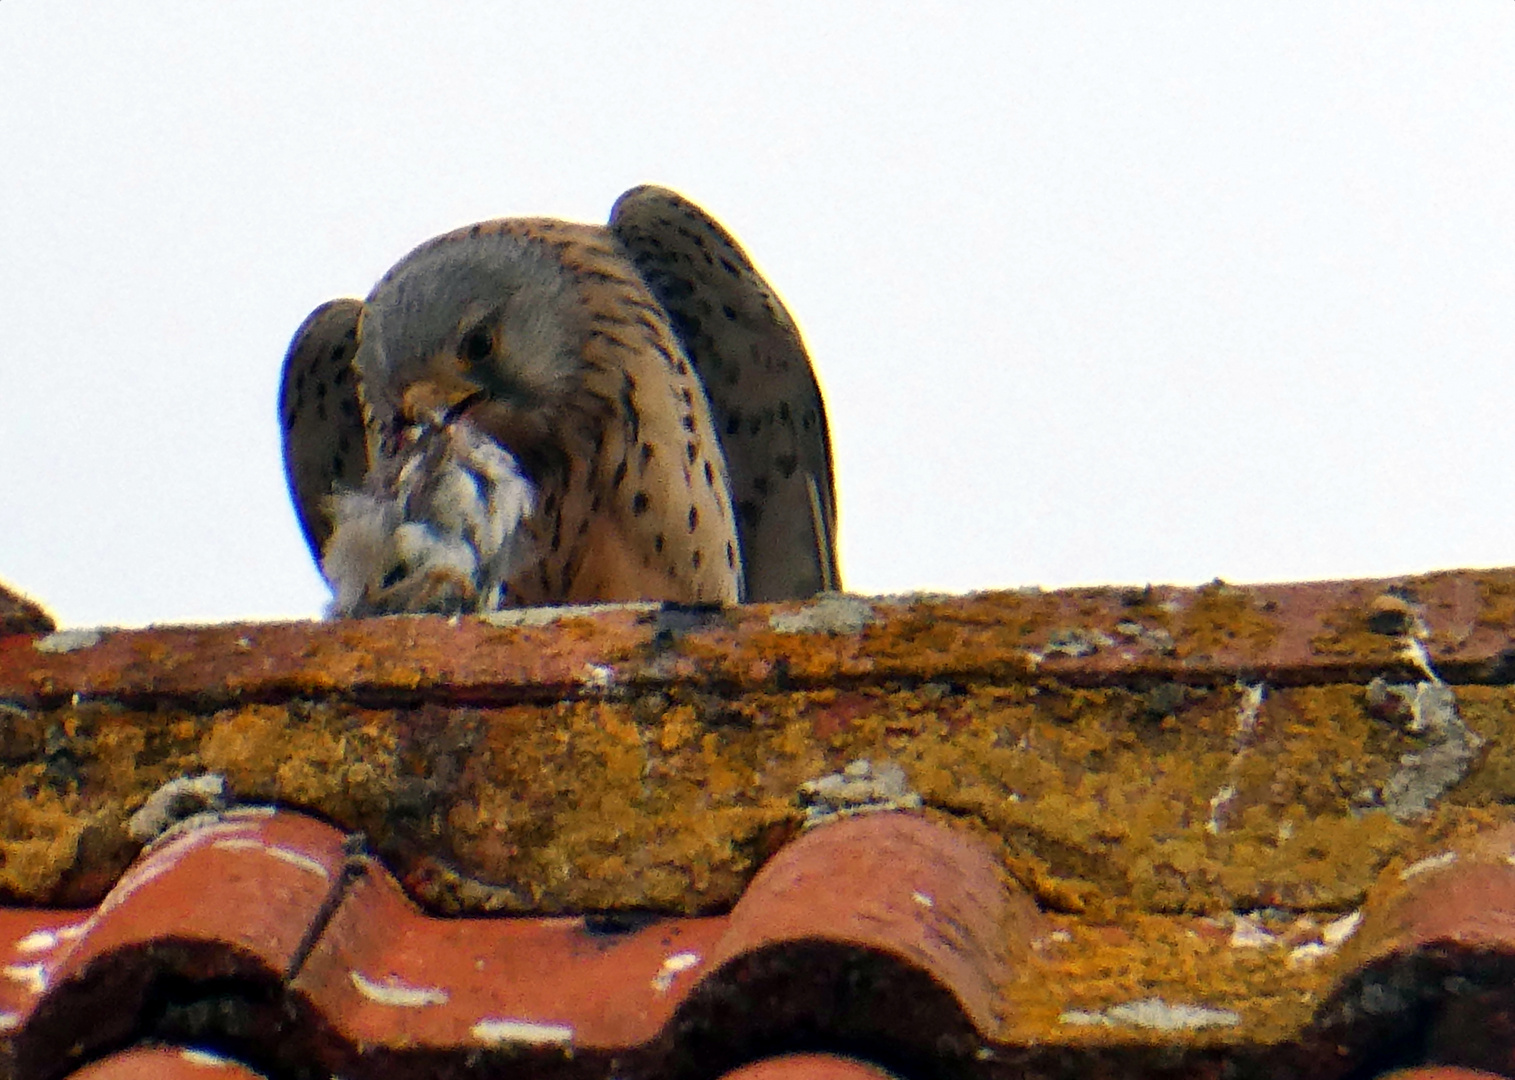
xmin=400 ymin=356 xmax=487 ymax=428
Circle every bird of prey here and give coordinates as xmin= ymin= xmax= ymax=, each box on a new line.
xmin=278 ymin=185 xmax=838 ymax=616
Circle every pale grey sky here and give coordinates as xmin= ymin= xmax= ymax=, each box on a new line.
xmin=3 ymin=2 xmax=1513 ymax=628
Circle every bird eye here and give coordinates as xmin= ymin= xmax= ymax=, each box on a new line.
xmin=459 ymin=327 xmax=493 ymax=363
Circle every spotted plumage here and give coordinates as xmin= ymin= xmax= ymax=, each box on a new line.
xmin=279 ymin=298 xmax=366 ymax=556
xmin=278 ymin=186 xmax=838 ymax=615
xmin=610 ymin=187 xmax=839 ymax=601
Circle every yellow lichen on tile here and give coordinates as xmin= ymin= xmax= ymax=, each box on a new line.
xmin=1173 ymin=581 xmax=1281 ymax=660
xmin=0 ymin=772 xmax=113 ymax=901
xmin=1475 ymin=573 xmax=1515 ymax=632
xmin=2 ymin=589 xmax=1515 ymax=930
xmin=198 ymin=704 xmax=400 ymax=822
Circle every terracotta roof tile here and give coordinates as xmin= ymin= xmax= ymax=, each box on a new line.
xmin=4 ymin=808 xmax=1029 ymax=1079
xmin=716 ymin=1054 xmax=905 ymax=1080
xmin=63 ymin=1046 xmax=270 ymax=1079
xmin=3 ymin=569 xmax=1514 ymax=711
xmin=5 ymin=570 xmax=1515 ymax=1078
xmin=0 ymin=583 xmax=51 ymax=640
xmin=292 ymin=833 xmax=727 ymax=1055
xmin=12 ymin=804 xmax=1515 ymax=1078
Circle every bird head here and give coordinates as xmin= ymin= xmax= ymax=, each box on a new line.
xmin=355 ymin=228 xmax=591 ymax=484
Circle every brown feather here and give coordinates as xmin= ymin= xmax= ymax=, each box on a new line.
xmin=609 ymin=186 xmax=840 ymax=600
xmin=278 ymin=297 xmax=366 ymax=562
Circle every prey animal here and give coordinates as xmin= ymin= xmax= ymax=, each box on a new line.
xmin=279 ymin=185 xmax=837 ymax=615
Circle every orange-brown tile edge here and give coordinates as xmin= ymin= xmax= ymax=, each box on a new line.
xmin=0 ymin=583 xmax=52 ymax=640
xmin=3 ymin=569 xmax=1515 ymax=709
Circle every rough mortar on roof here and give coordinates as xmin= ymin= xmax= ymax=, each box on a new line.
xmin=3 ymin=674 xmax=1508 ymax=921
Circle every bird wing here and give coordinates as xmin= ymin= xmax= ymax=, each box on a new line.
xmin=278 ymin=297 xmax=368 ymax=563
xmin=609 ymin=185 xmax=840 ymax=601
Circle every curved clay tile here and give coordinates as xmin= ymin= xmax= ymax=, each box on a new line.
xmin=63 ymin=1045 xmax=270 ymax=1080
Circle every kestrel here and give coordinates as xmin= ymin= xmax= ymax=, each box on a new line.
xmin=279 ymin=185 xmax=838 ymax=616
